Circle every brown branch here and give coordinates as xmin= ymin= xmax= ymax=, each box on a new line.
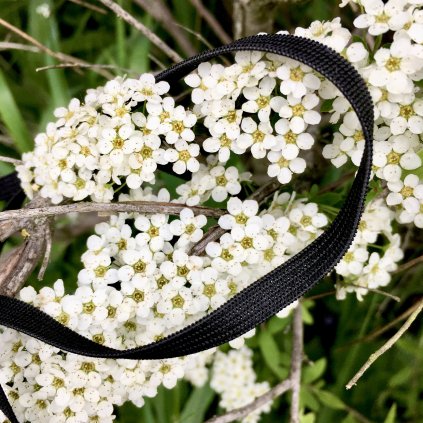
xmin=0 ymin=217 xmax=51 ymax=297
xmin=68 ymin=0 xmax=107 ymax=14
xmin=394 ymin=254 xmax=423 ymax=274
xmin=0 ymin=201 xmax=225 ymax=222
xmin=290 ymin=305 xmax=303 ymax=423
xmin=0 ymin=18 xmax=113 ymax=79
xmin=189 ymin=179 xmax=280 ymax=256
xmin=0 ymin=155 xmax=23 ymax=165
xmin=204 ymin=379 xmax=291 ymax=423
xmin=98 ymin=0 xmax=183 ymax=63
xmin=134 ymin=0 xmax=197 ymax=56
xmin=319 ymin=171 xmax=355 ymax=194
xmin=233 ymin=0 xmax=286 ymax=39
xmin=35 ymin=62 xmax=137 ymax=75
xmin=339 ymin=300 xmax=423 ymax=350
xmin=189 ymin=0 xmax=232 ymax=44
xmin=346 ymin=298 xmax=423 ymax=390
xmin=37 ymin=222 xmax=53 ymax=280
xmin=0 ymin=41 xmax=40 ymax=53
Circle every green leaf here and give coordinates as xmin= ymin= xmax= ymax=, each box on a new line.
xmin=317 ymin=390 xmax=346 ymax=410
xmin=303 ymin=358 xmax=327 ymax=384
xmin=268 ymin=315 xmax=291 ymax=334
xmin=0 ymin=69 xmax=33 ymax=153
xmin=301 ymin=305 xmax=314 ymax=325
xmin=301 ymin=387 xmax=320 ymax=412
xmin=321 ymin=99 xmax=334 ymax=113
xmin=179 ymin=384 xmax=215 ymax=423
xmin=300 ymin=412 xmax=316 ymax=423
xmin=258 ymin=330 xmax=287 ymax=379
xmin=383 ymin=403 xmax=397 ymax=423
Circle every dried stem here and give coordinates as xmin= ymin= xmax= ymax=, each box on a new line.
xmin=98 ymin=0 xmax=183 ymax=63
xmin=0 ymin=217 xmax=51 ymax=297
xmin=394 ymin=254 xmax=423 ymax=274
xmin=68 ymin=0 xmax=107 ymax=14
xmin=189 ymin=180 xmax=280 ymax=256
xmin=0 ymin=155 xmax=23 ymax=166
xmin=204 ymin=379 xmax=291 ymax=423
xmin=35 ymin=62 xmax=137 ymax=75
xmin=0 ymin=201 xmax=225 ymax=222
xmin=189 ymin=0 xmax=232 ymax=44
xmin=346 ymin=298 xmax=423 ymax=390
xmin=290 ymin=305 xmax=303 ymax=423
xmin=37 ymin=223 xmax=53 ymax=280
xmin=0 ymin=18 xmax=113 ymax=79
xmin=0 ymin=41 xmax=40 ymax=53
xmin=233 ymin=0 xmax=286 ymax=39
xmin=134 ymin=0 xmax=197 ymax=56
xmin=339 ymin=300 xmax=423 ymax=349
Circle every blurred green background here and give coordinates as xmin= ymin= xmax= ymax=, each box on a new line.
xmin=0 ymin=1 xmax=422 ymax=422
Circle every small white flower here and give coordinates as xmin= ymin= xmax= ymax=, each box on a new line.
xmin=164 ymin=140 xmax=200 ymax=174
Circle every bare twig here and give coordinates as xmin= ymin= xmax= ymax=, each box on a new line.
xmin=0 ymin=201 xmax=225 ymax=222
xmin=290 ymin=305 xmax=303 ymax=423
xmin=68 ymin=0 xmax=107 ymax=14
xmin=0 ymin=155 xmax=23 ymax=166
xmin=189 ymin=0 xmax=232 ymax=44
xmin=36 ymin=62 xmax=137 ymax=75
xmin=348 ymin=283 xmax=401 ymax=303
xmin=98 ymin=0 xmax=183 ymax=63
xmin=346 ymin=298 xmax=423 ymax=390
xmin=189 ymin=180 xmax=280 ymax=256
xmin=0 ymin=217 xmax=51 ymax=297
xmin=0 ymin=41 xmax=40 ymax=53
xmin=339 ymin=300 xmax=423 ymax=350
xmin=205 ymin=379 xmax=291 ymax=423
xmin=0 ymin=18 xmax=113 ymax=79
xmin=134 ymin=0 xmax=197 ymax=56
xmin=319 ymin=171 xmax=355 ymax=194
xmin=233 ymin=0 xmax=286 ymax=39
xmin=394 ymin=254 xmax=423 ymax=274
xmin=37 ymin=222 xmax=53 ymax=280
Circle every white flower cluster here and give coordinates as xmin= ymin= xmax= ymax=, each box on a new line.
xmin=335 ymin=199 xmax=404 ymax=300
xmin=320 ymin=0 xmax=423 ymax=230
xmin=7 ymin=1 xmax=423 ymax=420
xmin=211 ymin=347 xmax=271 ymax=423
xmin=0 ymin=187 xmax=326 ymax=423
xmin=185 ymin=51 xmax=322 ymax=185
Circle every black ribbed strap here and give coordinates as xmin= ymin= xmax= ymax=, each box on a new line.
xmin=0 ymin=34 xmax=373 ymax=423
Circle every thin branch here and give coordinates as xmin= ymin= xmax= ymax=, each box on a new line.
xmin=175 ymin=24 xmax=214 ymax=50
xmin=0 ymin=18 xmax=113 ymax=79
xmin=319 ymin=171 xmax=355 ymax=194
xmin=189 ymin=0 xmax=232 ymax=44
xmin=348 ymin=283 xmax=401 ymax=303
xmin=68 ymin=0 xmax=107 ymax=14
xmin=0 ymin=41 xmax=40 ymax=53
xmin=290 ymin=305 xmax=303 ymax=423
xmin=133 ymin=0 xmax=197 ymax=56
xmin=340 ymin=300 xmax=423 ymax=349
xmin=37 ymin=223 xmax=53 ymax=280
xmin=204 ymin=379 xmax=291 ymax=423
xmin=189 ymin=180 xmax=280 ymax=256
xmin=36 ymin=62 xmax=137 ymax=75
xmin=0 ymin=217 xmax=51 ymax=297
xmin=394 ymin=254 xmax=423 ymax=274
xmin=0 ymin=155 xmax=23 ymax=166
xmin=98 ymin=0 xmax=183 ymax=63
xmin=346 ymin=298 xmax=423 ymax=390
xmin=0 ymin=201 xmax=225 ymax=222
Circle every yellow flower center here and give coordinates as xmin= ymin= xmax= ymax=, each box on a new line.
xmin=290 ymin=66 xmax=304 ymax=81
xmin=385 ymin=57 xmax=401 ymax=72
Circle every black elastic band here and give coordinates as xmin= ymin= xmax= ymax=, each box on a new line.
xmin=0 ymin=34 xmax=373 ymax=423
